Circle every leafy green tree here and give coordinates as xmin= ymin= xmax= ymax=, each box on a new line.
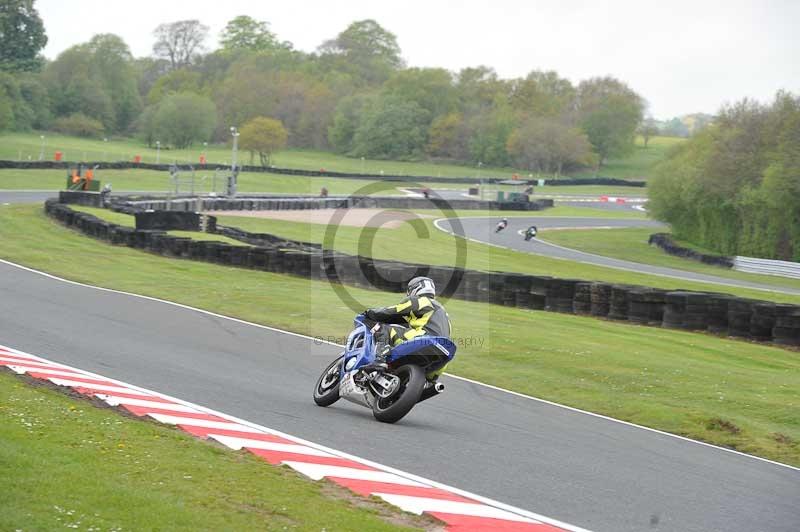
xmin=85 ymin=34 xmax=142 ymax=132
xmin=220 ymin=16 xmax=289 ymax=52
xmin=467 ymin=103 xmax=516 ymax=167
xmin=153 ymin=20 xmax=209 ymax=70
xmin=510 ymin=70 xmax=575 ymax=119
xmin=44 ymin=35 xmax=140 ymax=133
xmin=0 ymin=0 xmax=47 ymax=72
xmin=382 ymin=68 xmax=457 ymax=120
xmin=328 ymin=94 xmax=373 ymax=153
xmin=507 ymin=118 xmax=595 ymax=175
xmin=239 ymin=116 xmax=288 ymax=166
xmin=427 ymin=112 xmax=466 ymax=159
xmin=142 ymin=92 xmax=216 ymax=149
xmin=318 ymin=20 xmax=403 ymax=85
xmin=0 ymin=81 xmax=14 ymax=130
xmin=147 ymin=68 xmax=201 ymax=104
xmin=351 ymin=95 xmax=429 ymax=159
xmin=649 ymin=91 xmax=800 ymax=260
xmin=577 ymin=77 xmax=644 ymax=165
xmin=18 ymin=74 xmax=50 ymax=128
xmin=134 ymin=57 xmax=171 ymax=99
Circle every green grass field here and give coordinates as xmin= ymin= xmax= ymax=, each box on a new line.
xmin=0 ymin=131 xmax=677 ymax=181
xmin=0 ymin=371 xmax=423 ymax=531
xmin=0 ymin=204 xmax=797 ymax=465
xmin=538 ymin=227 xmax=800 ymax=292
xmin=573 ymin=136 xmax=684 ymax=180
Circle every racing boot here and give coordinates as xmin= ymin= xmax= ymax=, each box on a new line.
xmin=361 ymin=342 xmax=391 ymax=372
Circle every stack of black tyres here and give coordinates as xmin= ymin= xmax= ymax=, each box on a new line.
xmin=573 ymin=283 xmax=593 ymax=314
xmin=627 ymin=289 xmax=666 ymax=325
xmin=683 ymin=292 xmax=710 ymax=330
xmin=750 ymin=303 xmax=776 ymax=342
xmin=608 ymin=285 xmax=633 ymax=320
xmin=528 ymin=276 xmax=549 ymax=310
xmin=707 ymin=294 xmax=734 ymax=334
xmin=663 ymin=291 xmax=688 ymax=329
xmin=545 ymin=279 xmax=578 ymax=313
xmin=773 ymin=305 xmax=800 ymax=346
xmin=727 ymin=299 xmax=755 ymax=338
xmin=590 ymin=283 xmax=612 ymax=317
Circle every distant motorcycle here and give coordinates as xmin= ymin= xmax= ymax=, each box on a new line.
xmin=495 ymin=218 xmax=508 ymax=233
xmin=313 ymin=314 xmax=456 ymax=423
xmin=524 ymin=226 xmax=538 ymax=241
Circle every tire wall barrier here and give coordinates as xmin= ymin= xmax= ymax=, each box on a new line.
xmin=3 ymin=159 xmax=644 ymax=187
xmin=648 ymin=233 xmax=734 ymax=268
xmin=43 ymin=198 xmax=800 ymax=348
xmin=110 ymin=194 xmax=554 ymax=213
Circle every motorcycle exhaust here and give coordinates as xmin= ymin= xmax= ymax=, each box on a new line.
xmin=434 ymin=382 xmax=445 ymax=393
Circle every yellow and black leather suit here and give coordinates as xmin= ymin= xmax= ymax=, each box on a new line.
xmin=365 ymin=295 xmax=451 ymax=346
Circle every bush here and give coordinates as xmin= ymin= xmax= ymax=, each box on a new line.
xmin=138 ymin=92 xmax=216 ymax=149
xmin=52 ymin=113 xmax=105 ymax=138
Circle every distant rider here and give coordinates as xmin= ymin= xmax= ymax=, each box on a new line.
xmin=363 ymin=277 xmax=451 ymax=370
xmin=495 ymin=218 xmax=508 ymax=233
xmin=524 ymin=225 xmax=537 ymax=240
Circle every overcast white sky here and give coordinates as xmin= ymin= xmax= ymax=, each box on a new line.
xmin=37 ymin=0 xmax=799 ymax=119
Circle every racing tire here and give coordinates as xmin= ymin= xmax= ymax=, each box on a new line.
xmin=371 ymin=364 xmax=426 ymax=423
xmin=313 ymin=356 xmax=343 ymax=407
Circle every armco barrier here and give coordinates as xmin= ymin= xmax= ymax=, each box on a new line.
xmin=733 ymin=256 xmax=800 ymax=279
xmin=43 ymin=198 xmax=800 ymax=348
xmin=649 ymin=232 xmax=800 ymax=279
xmin=2 ymin=159 xmax=645 ymax=187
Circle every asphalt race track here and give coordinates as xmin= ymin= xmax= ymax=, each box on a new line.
xmin=436 ymin=216 xmax=800 ymax=295
xmin=1 ymin=261 xmax=798 ymax=532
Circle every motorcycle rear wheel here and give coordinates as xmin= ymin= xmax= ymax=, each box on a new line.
xmin=371 ymin=364 xmax=425 ymax=423
xmin=313 ymin=356 xmax=343 ymax=407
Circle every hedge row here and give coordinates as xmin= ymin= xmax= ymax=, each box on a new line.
xmin=649 ymin=232 xmax=734 ymax=268
xmin=45 ymin=199 xmax=800 ymax=348
xmin=3 ymin=159 xmax=645 ymax=186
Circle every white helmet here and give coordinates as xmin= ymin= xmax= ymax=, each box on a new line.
xmin=407 ymin=276 xmax=435 ymax=298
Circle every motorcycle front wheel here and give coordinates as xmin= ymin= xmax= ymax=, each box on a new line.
xmin=371 ymin=364 xmax=425 ymax=423
xmin=313 ymin=356 xmax=343 ymax=407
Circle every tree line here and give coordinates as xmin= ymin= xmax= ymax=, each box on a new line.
xmin=0 ymin=1 xmax=646 ymax=173
xmin=649 ymin=91 xmax=800 ymax=261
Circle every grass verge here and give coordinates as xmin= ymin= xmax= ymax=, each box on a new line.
xmin=0 ymin=204 xmax=798 ymax=465
xmin=0 ymin=370 xmax=423 ymax=531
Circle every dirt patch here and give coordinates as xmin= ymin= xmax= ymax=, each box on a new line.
xmin=209 ymin=208 xmax=433 ymax=228
xmin=706 ymin=417 xmax=741 ymax=434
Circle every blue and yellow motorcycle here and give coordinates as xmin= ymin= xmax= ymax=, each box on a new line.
xmin=313 ymin=314 xmax=456 ymax=423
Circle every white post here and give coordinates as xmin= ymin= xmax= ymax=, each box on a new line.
xmin=156 ymin=140 xmax=161 ymax=164
xmin=39 ymin=135 xmax=45 ymax=161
